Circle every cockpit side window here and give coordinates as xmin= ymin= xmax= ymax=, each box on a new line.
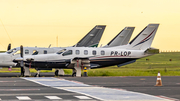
xmin=32 ymin=50 xmax=38 ymax=55
xmin=25 ymin=50 xmax=29 ymax=54
xmin=57 ymin=49 xmax=66 ymax=54
xmin=62 ymin=50 xmax=73 ymax=56
xmin=13 ymin=50 xmax=20 ymax=55
xmin=6 ymin=48 xmax=16 ymax=54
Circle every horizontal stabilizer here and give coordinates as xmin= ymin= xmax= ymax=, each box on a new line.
xmin=144 ymin=47 xmax=159 ymax=54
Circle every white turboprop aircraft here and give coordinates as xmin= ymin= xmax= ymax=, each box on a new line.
xmin=14 ymin=24 xmax=159 ymax=77
xmin=0 ymin=25 xmax=106 ymax=76
xmin=13 ymin=26 xmax=135 ymax=77
xmin=15 ymin=26 xmax=134 ymax=77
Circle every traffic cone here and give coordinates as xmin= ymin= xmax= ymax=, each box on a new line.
xmin=155 ymin=71 xmax=162 ymax=86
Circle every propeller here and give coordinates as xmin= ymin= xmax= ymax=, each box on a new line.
xmin=20 ymin=45 xmax=23 ymax=58
xmin=12 ymin=45 xmax=25 ymax=76
xmin=19 ymin=45 xmax=25 ymax=76
xmin=7 ymin=43 xmax=11 ymax=51
xmin=20 ymin=45 xmax=24 ymax=67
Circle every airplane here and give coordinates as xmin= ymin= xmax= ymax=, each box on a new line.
xmin=13 ymin=26 xmax=135 ymax=77
xmin=0 ymin=25 xmax=106 ymax=76
xmin=14 ymin=24 xmax=159 ymax=77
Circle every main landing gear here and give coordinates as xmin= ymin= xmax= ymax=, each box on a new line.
xmin=72 ymin=69 xmax=76 ymax=77
xmin=54 ymin=69 xmax=64 ymax=76
xmin=34 ymin=70 xmax=40 ymax=77
xmin=71 ymin=58 xmax=90 ymax=77
xmin=20 ymin=66 xmax=31 ymax=77
xmin=55 ymin=70 xmax=58 ymax=76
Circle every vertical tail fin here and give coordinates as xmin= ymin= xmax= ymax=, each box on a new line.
xmin=76 ymin=25 xmax=106 ymax=47
xmin=105 ymin=27 xmax=134 ymax=47
xmin=128 ymin=24 xmax=159 ymax=50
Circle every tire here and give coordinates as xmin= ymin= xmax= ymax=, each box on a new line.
xmin=34 ymin=73 xmax=40 ymax=77
xmin=72 ymin=72 xmax=76 ymax=77
xmin=34 ymin=74 xmax=37 ymax=77
xmin=55 ymin=70 xmax=59 ymax=76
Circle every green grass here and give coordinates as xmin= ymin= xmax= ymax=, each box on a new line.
xmin=1 ymin=52 xmax=180 ymax=76
xmin=87 ymin=52 xmax=180 ymax=76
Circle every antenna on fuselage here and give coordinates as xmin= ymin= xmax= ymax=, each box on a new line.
xmin=48 ymin=44 xmax=51 ymax=48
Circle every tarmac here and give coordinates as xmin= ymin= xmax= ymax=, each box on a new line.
xmin=0 ymin=72 xmax=179 ymax=101
xmin=65 ymin=76 xmax=180 ymax=100
xmin=0 ymin=77 xmax=97 ymax=101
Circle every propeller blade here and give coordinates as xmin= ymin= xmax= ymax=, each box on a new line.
xmin=20 ymin=45 xmax=23 ymax=58
xmin=20 ymin=45 xmax=24 ymax=67
xmin=20 ymin=60 xmax=24 ymax=67
xmin=7 ymin=43 xmax=11 ymax=51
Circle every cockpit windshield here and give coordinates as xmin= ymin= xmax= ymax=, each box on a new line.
xmin=56 ymin=49 xmax=66 ymax=54
xmin=6 ymin=48 xmax=17 ymax=54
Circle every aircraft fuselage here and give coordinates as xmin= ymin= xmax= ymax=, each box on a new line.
xmin=23 ymin=47 xmax=151 ymax=69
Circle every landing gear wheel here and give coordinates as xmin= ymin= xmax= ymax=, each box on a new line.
xmin=34 ymin=73 xmax=40 ymax=77
xmin=72 ymin=72 xmax=76 ymax=77
xmin=55 ymin=70 xmax=59 ymax=76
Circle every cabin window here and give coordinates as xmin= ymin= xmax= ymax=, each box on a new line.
xmin=44 ymin=50 xmax=47 ymax=54
xmin=101 ymin=50 xmax=105 ymax=55
xmin=84 ymin=50 xmax=88 ymax=55
xmin=62 ymin=50 xmax=73 ymax=56
xmin=25 ymin=50 xmax=29 ymax=54
xmin=92 ymin=50 xmax=96 ymax=55
xmin=32 ymin=50 xmax=38 ymax=55
xmin=76 ymin=50 xmax=80 ymax=55
xmin=13 ymin=50 xmax=20 ymax=55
